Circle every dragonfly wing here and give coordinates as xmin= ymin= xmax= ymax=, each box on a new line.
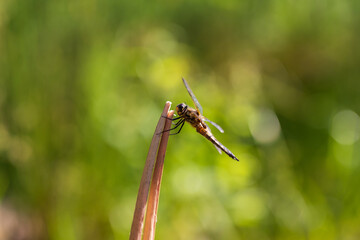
xmin=182 ymin=78 xmax=203 ymax=114
xmin=204 ymin=117 xmax=224 ymax=133
xmin=214 ymin=145 xmax=222 ymax=154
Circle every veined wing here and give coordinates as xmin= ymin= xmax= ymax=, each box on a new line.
xmin=204 ymin=117 xmax=224 ymax=133
xmin=182 ymin=77 xmax=203 ymax=114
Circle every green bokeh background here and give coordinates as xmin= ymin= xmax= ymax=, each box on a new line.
xmin=1 ymin=0 xmax=360 ymax=239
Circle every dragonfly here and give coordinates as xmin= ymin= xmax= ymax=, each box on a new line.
xmin=163 ymin=78 xmax=239 ymax=161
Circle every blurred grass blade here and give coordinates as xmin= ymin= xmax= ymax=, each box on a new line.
xmin=129 ymin=101 xmax=172 ymax=240
xmin=143 ymin=110 xmax=174 ymax=240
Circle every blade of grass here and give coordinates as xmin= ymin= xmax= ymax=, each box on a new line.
xmin=129 ymin=101 xmax=172 ymax=240
xmin=143 ymin=110 xmax=174 ymax=240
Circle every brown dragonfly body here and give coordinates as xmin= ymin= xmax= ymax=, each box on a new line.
xmin=165 ymin=78 xmax=239 ymax=162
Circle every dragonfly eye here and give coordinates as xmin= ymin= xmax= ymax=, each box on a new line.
xmin=176 ymin=103 xmax=187 ymax=114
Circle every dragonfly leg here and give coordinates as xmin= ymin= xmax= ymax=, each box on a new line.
xmin=170 ymin=121 xmax=185 ymax=135
xmin=157 ymin=119 xmax=185 ymax=135
xmin=161 ymin=116 xmax=182 ymax=121
xmin=162 ymin=119 xmax=184 ymax=132
xmin=162 ymin=115 xmax=182 ymax=125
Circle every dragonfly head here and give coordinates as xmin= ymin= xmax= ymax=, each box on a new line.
xmin=176 ymin=103 xmax=188 ymax=116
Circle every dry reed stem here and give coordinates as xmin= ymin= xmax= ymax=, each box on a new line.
xmin=129 ymin=101 xmax=172 ymax=240
xmin=143 ymin=110 xmax=174 ymax=240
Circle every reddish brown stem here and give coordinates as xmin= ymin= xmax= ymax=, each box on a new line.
xmin=129 ymin=101 xmax=172 ymax=240
xmin=143 ymin=110 xmax=174 ymax=240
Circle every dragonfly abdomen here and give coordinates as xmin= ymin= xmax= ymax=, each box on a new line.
xmin=198 ymin=127 xmax=239 ymax=162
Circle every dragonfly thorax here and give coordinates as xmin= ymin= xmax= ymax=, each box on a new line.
xmin=176 ymin=103 xmax=188 ymax=116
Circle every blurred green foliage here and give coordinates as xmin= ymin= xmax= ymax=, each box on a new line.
xmin=1 ymin=0 xmax=360 ymax=239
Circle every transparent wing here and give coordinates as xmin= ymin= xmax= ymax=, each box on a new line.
xmin=204 ymin=122 xmax=222 ymax=154
xmin=204 ymin=117 xmax=224 ymax=133
xmin=182 ymin=77 xmax=203 ymax=114
xmin=214 ymin=145 xmax=222 ymax=155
